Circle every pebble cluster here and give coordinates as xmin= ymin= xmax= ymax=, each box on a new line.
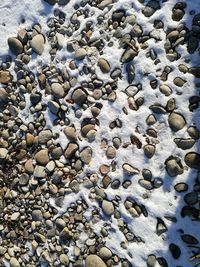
xmin=0 ymin=0 xmax=200 ymax=266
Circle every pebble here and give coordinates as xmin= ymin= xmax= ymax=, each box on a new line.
xmin=123 ymin=163 xmax=140 ymax=175
xmin=51 ymin=83 xmax=65 ymax=98
xmin=99 ymin=246 xmax=112 ymax=260
xmin=72 ymin=88 xmax=87 ymax=106
xmin=59 ymin=254 xmax=69 ymax=264
xmin=165 ymin=156 xmax=184 ymax=177
xmin=33 ymin=165 xmax=46 ymax=178
xmin=64 ymin=143 xmax=79 ymax=159
xmin=0 ymin=148 xmax=8 ymax=159
xmin=143 ymin=144 xmax=155 ymax=158
xmin=174 ymin=138 xmax=195 ymax=150
xmin=31 ymin=34 xmax=45 ymax=55
xmin=102 ymin=200 xmax=114 ymax=217
xmin=121 ymin=47 xmax=138 ymax=63
xmin=168 ymin=112 xmax=186 ymax=132
xmin=80 ymin=146 xmax=92 ymax=164
xmin=85 ymin=255 xmax=107 ymax=267
xmin=174 ymin=183 xmax=188 ymax=192
xmin=98 ymin=58 xmax=111 ymax=73
xmin=0 ymin=71 xmax=12 ymax=84
xmin=35 ymin=149 xmax=49 ymax=165
xmin=8 ymin=37 xmax=23 ymax=55
xmin=38 ymin=130 xmax=52 ymax=144
xmin=169 ymin=243 xmax=181 ymax=259
xmin=184 ymin=192 xmax=198 ymax=205
xmin=64 ymin=126 xmax=77 ymax=141
xmin=10 ymin=258 xmax=20 ymax=267
xmin=75 ymin=47 xmax=87 ymax=60
xmin=185 ymin=152 xmax=200 ymax=170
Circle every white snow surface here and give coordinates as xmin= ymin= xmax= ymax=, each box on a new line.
xmin=0 ymin=0 xmax=200 ymax=266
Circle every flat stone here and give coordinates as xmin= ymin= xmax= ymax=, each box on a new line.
xmin=174 ymin=182 xmax=188 ymax=192
xmin=99 ymin=247 xmax=112 ymax=260
xmin=174 ymin=138 xmax=195 ymax=150
xmin=34 ymin=165 xmax=46 ymax=178
xmin=64 ymin=143 xmax=79 ymax=159
xmin=11 ymin=212 xmax=20 ymax=221
xmin=75 ymin=48 xmax=87 ymax=60
xmin=8 ymin=37 xmax=23 ymax=55
xmin=184 ymin=152 xmax=200 ymax=170
xmin=168 ymin=112 xmax=186 ymax=132
xmin=181 ymin=234 xmax=198 ymax=244
xmin=35 ymin=149 xmax=49 ymax=165
xmin=72 ymin=88 xmax=87 ymax=106
xmin=0 ymin=71 xmax=12 ymax=84
xmin=38 ymin=130 xmax=52 ymax=144
xmin=80 ymin=146 xmax=92 ymax=164
xmin=102 ymin=200 xmax=114 ymax=217
xmin=10 ymin=257 xmax=20 ymax=267
xmin=31 ymin=34 xmax=45 ymax=55
xmin=51 ymin=83 xmax=65 ymax=98
xmin=86 ymin=255 xmax=107 ymax=267
xmin=122 ymin=163 xmax=140 ymax=175
xmin=0 ymin=148 xmax=8 ymax=159
xmin=98 ymin=58 xmax=110 ymax=73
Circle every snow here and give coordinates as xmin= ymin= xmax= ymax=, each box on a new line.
xmin=1 ymin=0 xmax=200 ymax=266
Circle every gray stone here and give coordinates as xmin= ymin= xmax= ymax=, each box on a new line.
xmin=168 ymin=112 xmax=186 ymax=132
xmin=64 ymin=126 xmax=77 ymax=141
xmin=34 ymin=165 xmax=46 ymax=178
xmin=147 ymin=254 xmax=156 ymax=267
xmin=48 ymin=100 xmax=60 ymax=114
xmin=86 ymin=255 xmax=107 ymax=267
xmin=102 ymin=200 xmax=114 ymax=217
xmin=184 ymin=192 xmax=198 ymax=205
xmin=99 ymin=247 xmax=112 ymax=260
xmin=138 ymin=179 xmax=153 ymax=190
xmin=174 ymin=138 xmax=195 ymax=150
xmin=106 ymin=146 xmax=116 ymax=159
xmin=80 ymin=146 xmax=92 ymax=164
xmin=10 ymin=258 xmax=20 ymax=267
xmin=0 ymin=148 xmax=8 ymax=159
xmin=143 ymin=144 xmax=155 ymax=158
xmin=165 ymin=156 xmax=184 ymax=177
xmin=8 ymin=37 xmax=23 ymax=55
xmin=31 ymin=34 xmax=45 ymax=55
xmin=59 ymin=254 xmax=69 ymax=265
xmin=32 ymin=210 xmax=43 ymax=221
xmin=38 ymin=130 xmax=52 ymax=144
xmin=72 ymin=88 xmax=87 ymax=106
xmin=51 ymin=83 xmax=65 ymax=98
xmin=174 ymin=182 xmax=188 ymax=192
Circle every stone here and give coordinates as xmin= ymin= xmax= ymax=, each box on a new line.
xmin=64 ymin=126 xmax=77 ymax=141
xmin=60 ymin=227 xmax=72 ymax=243
xmin=0 ymin=148 xmax=8 ymax=159
xmin=10 ymin=258 xmax=20 ymax=267
xmin=56 ymin=32 xmax=65 ymax=48
xmin=0 ymin=246 xmax=6 ymax=255
xmin=38 ymin=130 xmax=52 ymax=144
xmin=173 ymin=77 xmax=186 ymax=87
xmin=75 ymin=48 xmax=87 ymax=60
xmin=169 ymin=243 xmax=181 ymax=259
xmin=143 ymin=144 xmax=155 ymax=158
xmin=0 ymin=88 xmax=8 ymax=105
xmin=34 ymin=165 xmax=46 ymax=178
xmin=19 ymin=173 xmax=29 ymax=185
xmin=11 ymin=212 xmax=20 ymax=221
xmin=167 ymin=30 xmax=179 ymax=42
xmin=106 ymin=146 xmax=116 ymax=159
xmin=165 ymin=156 xmax=184 ymax=177
xmin=102 ymin=200 xmax=114 ymax=217
xmin=147 ymin=254 xmax=156 ymax=267
xmin=60 ymin=254 xmax=69 ymax=265
xmin=86 ymin=255 xmax=107 ymax=267
xmin=185 ymin=152 xmax=200 ymax=170
xmin=80 ymin=147 xmax=92 ymax=164
xmin=188 ymin=67 xmax=200 ymax=78
xmin=0 ymin=71 xmax=12 ymax=84
xmin=48 ymin=100 xmax=60 ymax=114
xmin=174 ymin=138 xmax=195 ymax=150
xmin=184 ymin=192 xmax=198 ymax=205
xmin=72 ymin=88 xmax=87 ymax=106
xmin=174 ymin=183 xmax=188 ymax=192
xmin=168 ymin=112 xmax=186 ymax=132
xmin=51 ymin=83 xmax=65 ymax=98
xmin=8 ymin=37 xmax=23 ymax=55
xmin=25 ymin=159 xmax=34 ymax=174
xmin=32 ymin=210 xmax=43 ymax=221
xmin=122 ymin=163 xmax=140 ymax=175
xmin=64 ymin=143 xmax=79 ymax=159
xmin=98 ymin=58 xmax=110 ymax=73
xmin=138 ymin=179 xmax=153 ymax=190
xmin=193 ymin=13 xmax=200 ymax=27
xmin=99 ymin=247 xmax=112 ymax=260
xmin=58 ymin=0 xmax=70 ymax=5
xmin=181 ymin=234 xmax=198 ymax=244
xmin=35 ymin=149 xmax=49 ymax=165
xmin=26 ymin=133 xmax=35 ymax=146
xmin=159 ymin=84 xmax=172 ymax=96
xmin=44 ymin=0 xmax=58 ymax=4
xmin=31 ymin=34 xmax=45 ymax=55
xmin=121 ymin=47 xmax=138 ymax=63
